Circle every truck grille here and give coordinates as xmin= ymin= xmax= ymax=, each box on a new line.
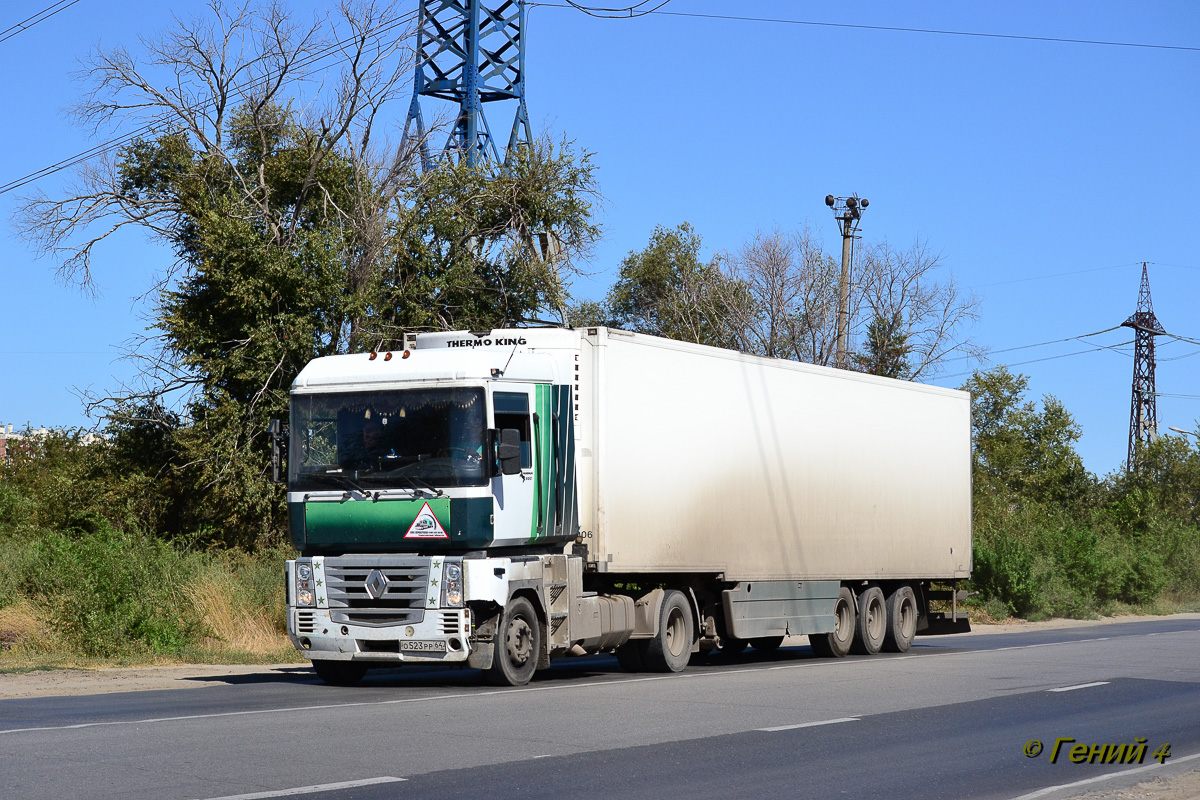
xmin=324 ymin=556 xmax=430 ymax=627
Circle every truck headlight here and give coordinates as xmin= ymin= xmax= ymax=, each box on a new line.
xmin=441 ymin=559 xmax=464 ymax=608
xmin=294 ymin=559 xmax=314 ymax=606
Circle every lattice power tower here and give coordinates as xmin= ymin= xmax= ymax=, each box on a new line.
xmin=1122 ymin=263 xmax=1167 ymax=471
xmin=403 ymin=0 xmax=532 ymax=169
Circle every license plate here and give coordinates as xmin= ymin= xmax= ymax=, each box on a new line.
xmin=400 ymin=639 xmax=447 ymax=652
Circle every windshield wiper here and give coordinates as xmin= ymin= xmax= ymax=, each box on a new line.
xmin=393 ymin=474 xmax=445 ymax=497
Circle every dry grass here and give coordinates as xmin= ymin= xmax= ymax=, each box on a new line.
xmin=0 ymin=599 xmax=57 ymax=653
xmin=184 ymin=569 xmax=290 ymax=656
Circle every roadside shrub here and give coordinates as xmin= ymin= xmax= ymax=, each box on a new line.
xmin=972 ymin=532 xmax=1039 ymax=617
xmin=22 ymin=522 xmax=204 ymax=657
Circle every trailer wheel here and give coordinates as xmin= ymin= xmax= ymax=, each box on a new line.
xmin=852 ymin=586 xmax=886 ymax=655
xmin=484 ymin=596 xmax=541 ymax=686
xmin=750 ymin=636 xmax=784 ymax=652
xmin=311 ymin=659 xmax=368 ymax=686
xmin=641 ymin=590 xmax=694 ymax=673
xmin=809 ymin=586 xmax=856 ymax=658
xmin=883 ymin=585 xmax=918 ymax=653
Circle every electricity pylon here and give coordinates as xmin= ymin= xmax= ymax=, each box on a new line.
xmin=402 ymin=0 xmax=532 ymax=170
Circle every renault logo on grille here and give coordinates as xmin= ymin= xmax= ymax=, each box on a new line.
xmin=364 ymin=569 xmax=388 ymax=600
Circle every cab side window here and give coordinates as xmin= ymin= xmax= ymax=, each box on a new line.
xmin=493 ymin=392 xmax=532 ymax=469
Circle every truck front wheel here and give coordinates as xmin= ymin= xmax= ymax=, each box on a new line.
xmin=311 ymin=659 xmax=368 ymax=686
xmin=809 ymin=586 xmax=856 ymax=658
xmin=641 ymin=590 xmax=694 ymax=673
xmin=484 ymin=596 xmax=541 ymax=686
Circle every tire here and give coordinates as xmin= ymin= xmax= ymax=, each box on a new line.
xmin=484 ymin=596 xmax=541 ymax=686
xmin=852 ymin=585 xmax=886 ymax=655
xmin=641 ymin=590 xmax=694 ymax=673
xmin=750 ymin=636 xmax=784 ymax=652
xmin=809 ymin=586 xmax=856 ymax=658
xmin=615 ymin=641 xmax=646 ymax=672
xmin=883 ymin=585 xmax=918 ymax=653
xmin=311 ymin=659 xmax=368 ymax=686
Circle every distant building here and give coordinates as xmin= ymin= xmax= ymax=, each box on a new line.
xmin=0 ymin=423 xmax=107 ymax=464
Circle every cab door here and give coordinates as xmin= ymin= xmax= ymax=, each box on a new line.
xmin=491 ymin=388 xmax=537 ymax=546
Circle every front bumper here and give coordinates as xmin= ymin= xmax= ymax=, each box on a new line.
xmin=288 ymin=606 xmax=473 ymax=663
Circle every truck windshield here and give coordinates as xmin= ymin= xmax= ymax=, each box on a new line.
xmin=290 ymin=387 xmax=487 ymax=490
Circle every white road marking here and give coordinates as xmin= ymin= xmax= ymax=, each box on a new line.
xmin=757 ymin=717 xmax=859 ymax=732
xmin=1047 ymin=681 xmax=1110 ymax=693
xmin=1010 ymin=751 xmax=1200 ymax=799
xmin=191 ymin=777 xmax=406 ymax=800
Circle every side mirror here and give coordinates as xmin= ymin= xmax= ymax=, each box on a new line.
xmin=269 ymin=419 xmax=288 ymax=484
xmin=497 ymin=428 xmax=522 ymax=475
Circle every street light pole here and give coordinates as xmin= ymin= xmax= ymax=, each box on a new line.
xmin=825 ymin=194 xmax=869 ymax=369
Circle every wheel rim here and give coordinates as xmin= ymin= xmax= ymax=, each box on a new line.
xmin=665 ymin=607 xmax=686 ymax=658
xmin=867 ymin=595 xmax=885 ymax=641
xmin=899 ymin=596 xmax=916 ymax=639
xmin=835 ymin=597 xmax=852 ymax=642
xmin=505 ymin=616 xmax=533 ymax=666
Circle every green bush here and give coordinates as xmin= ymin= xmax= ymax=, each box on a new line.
xmin=21 ymin=522 xmax=205 ymax=657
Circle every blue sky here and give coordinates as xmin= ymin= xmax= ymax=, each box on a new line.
xmin=1 ymin=0 xmax=1198 ymax=476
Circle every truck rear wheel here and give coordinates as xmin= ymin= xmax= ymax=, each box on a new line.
xmin=809 ymin=586 xmax=856 ymax=658
xmin=641 ymin=590 xmax=694 ymax=673
xmin=311 ymin=659 xmax=368 ymax=686
xmin=883 ymin=585 xmax=917 ymax=652
xmin=484 ymin=596 xmax=541 ymax=686
xmin=852 ymin=586 xmax=886 ymax=655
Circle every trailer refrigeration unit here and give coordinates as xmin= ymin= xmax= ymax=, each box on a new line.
xmin=276 ymin=327 xmax=973 ymax=686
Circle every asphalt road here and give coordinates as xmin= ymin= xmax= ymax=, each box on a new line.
xmin=2 ymin=616 xmax=1199 ymax=800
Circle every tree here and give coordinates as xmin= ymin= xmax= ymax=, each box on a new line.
xmin=853 ymin=311 xmax=912 ymax=378
xmin=960 ymin=367 xmax=1093 ymax=509
xmin=719 ymin=227 xmax=840 ymax=363
xmin=16 ymin=1 xmax=601 ymax=545
xmin=710 ymin=230 xmax=978 ymax=377
xmin=855 ymin=239 xmax=982 ymax=380
xmin=604 ymin=223 xmax=735 ymax=346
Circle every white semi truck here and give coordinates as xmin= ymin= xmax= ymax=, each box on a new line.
xmin=277 ymin=327 xmax=972 ymax=686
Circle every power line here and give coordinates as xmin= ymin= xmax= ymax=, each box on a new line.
xmin=940 ymin=339 xmax=1135 ymax=381
xmin=0 ymin=0 xmax=80 ymax=46
xmin=939 ymin=325 xmax=1124 ymax=364
xmin=532 ymin=2 xmax=1200 ymax=53
xmin=0 ymin=7 xmax=418 ymax=197
xmin=565 ymin=1 xmax=672 ymax=19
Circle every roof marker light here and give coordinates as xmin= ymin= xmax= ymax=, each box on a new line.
xmin=369 ymin=352 xmax=378 ymax=360
xmin=384 ymin=352 xmax=393 ymax=361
